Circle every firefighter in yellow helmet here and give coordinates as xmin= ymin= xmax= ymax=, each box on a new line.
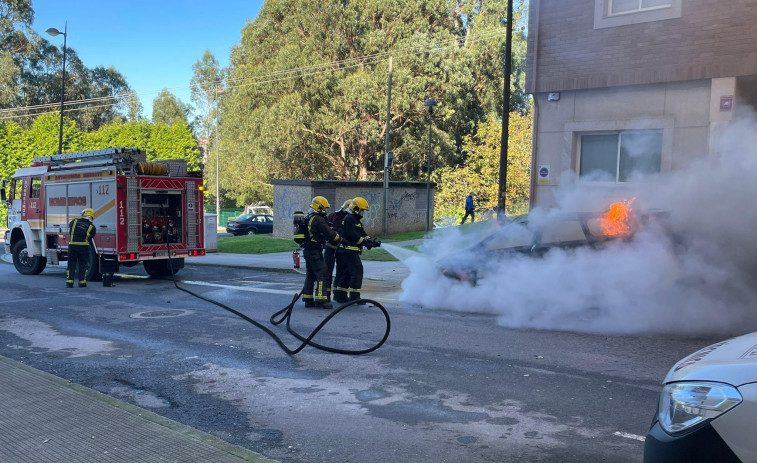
xmin=333 ymin=197 xmax=381 ymax=303
xmin=324 ymin=199 xmax=352 ymax=302
xmin=301 ymin=196 xmax=341 ymax=309
xmin=66 ymin=208 xmax=97 ymax=288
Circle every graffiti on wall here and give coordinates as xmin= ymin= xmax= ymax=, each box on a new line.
xmin=386 ymin=189 xmax=424 ymax=224
xmin=274 ymin=187 xmax=311 ymax=238
xmin=357 ymin=190 xmax=383 ymax=229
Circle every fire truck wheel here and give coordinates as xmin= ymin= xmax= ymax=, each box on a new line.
xmin=86 ymin=245 xmax=103 ymax=282
xmin=144 ymin=258 xmax=183 ymax=277
xmin=12 ymin=239 xmax=47 ymax=275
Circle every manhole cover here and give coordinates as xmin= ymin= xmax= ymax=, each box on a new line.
xmin=130 ymin=309 xmax=194 ymax=319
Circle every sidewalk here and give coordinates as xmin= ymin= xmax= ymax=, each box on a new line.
xmin=0 ymin=355 xmax=276 ymax=463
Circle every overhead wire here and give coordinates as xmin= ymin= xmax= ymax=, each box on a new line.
xmin=1 ymin=28 xmax=510 ymax=121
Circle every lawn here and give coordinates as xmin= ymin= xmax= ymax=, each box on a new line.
xmin=218 ymin=232 xmax=422 ymax=261
xmin=217 ymin=234 xmax=299 ymax=254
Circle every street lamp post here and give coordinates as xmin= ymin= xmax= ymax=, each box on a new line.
xmin=424 ymin=99 xmax=437 ymax=233
xmin=46 ymin=23 xmax=67 ymax=155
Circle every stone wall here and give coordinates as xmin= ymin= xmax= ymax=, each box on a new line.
xmin=272 ymin=180 xmax=435 ymax=239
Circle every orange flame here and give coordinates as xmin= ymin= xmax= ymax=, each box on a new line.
xmin=599 ymin=200 xmax=634 ymax=236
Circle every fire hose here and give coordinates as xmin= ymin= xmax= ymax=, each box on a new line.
xmin=162 ymin=240 xmax=391 ymax=356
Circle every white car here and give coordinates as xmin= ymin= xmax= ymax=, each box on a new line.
xmin=644 ymin=332 xmax=757 ymax=462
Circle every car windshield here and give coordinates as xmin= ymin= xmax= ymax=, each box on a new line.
xmin=234 ymin=214 xmax=254 ymax=221
xmin=479 ymin=216 xmax=533 ymax=251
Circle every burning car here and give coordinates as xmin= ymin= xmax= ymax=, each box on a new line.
xmin=440 ymin=202 xmax=670 ymax=285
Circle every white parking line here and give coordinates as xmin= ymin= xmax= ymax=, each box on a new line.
xmin=613 ymin=431 xmax=646 ymax=442
xmin=180 ymin=280 xmax=296 ymax=295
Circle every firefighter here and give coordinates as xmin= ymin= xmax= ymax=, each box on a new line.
xmin=67 ymin=208 xmax=97 ymax=288
xmin=325 ymin=199 xmax=352 ymax=302
xmin=301 ymin=196 xmax=341 ymax=309
xmin=333 ymin=197 xmax=381 ymax=303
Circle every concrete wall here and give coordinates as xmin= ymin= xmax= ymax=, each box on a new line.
xmin=531 ymin=79 xmax=716 ymax=208
xmin=527 ymin=0 xmax=757 ymax=94
xmin=272 ymin=180 xmax=434 ymax=239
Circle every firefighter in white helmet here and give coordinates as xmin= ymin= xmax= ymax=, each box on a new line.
xmin=301 ymin=196 xmax=341 ymax=309
xmin=67 ymin=208 xmax=97 ymax=288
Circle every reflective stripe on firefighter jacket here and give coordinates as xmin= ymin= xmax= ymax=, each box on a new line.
xmin=69 ymin=218 xmax=96 ymax=245
xmin=339 ymin=213 xmax=369 ymax=253
xmin=304 ymin=213 xmax=340 ymax=250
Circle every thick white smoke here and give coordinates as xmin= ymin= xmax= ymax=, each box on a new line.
xmin=400 ymin=110 xmax=757 ymax=336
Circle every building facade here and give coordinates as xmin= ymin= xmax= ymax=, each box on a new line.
xmin=272 ymin=180 xmax=435 ymax=239
xmin=526 ymin=0 xmax=757 ymax=208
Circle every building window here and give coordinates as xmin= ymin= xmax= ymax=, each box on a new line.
xmin=594 ymin=0 xmax=680 ymax=29
xmin=579 ymin=131 xmax=662 ymax=182
xmin=609 ymin=0 xmax=671 ymax=16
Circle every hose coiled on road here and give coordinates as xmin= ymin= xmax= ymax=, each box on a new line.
xmin=163 ymin=241 xmax=391 ymax=355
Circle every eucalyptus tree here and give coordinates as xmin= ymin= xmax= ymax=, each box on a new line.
xmin=217 ymin=0 xmax=528 ymax=205
xmin=152 ymin=89 xmax=191 ymax=126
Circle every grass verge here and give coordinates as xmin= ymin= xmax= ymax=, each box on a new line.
xmin=218 ymin=233 xmax=420 ymax=261
xmin=217 ymin=234 xmax=298 ymax=254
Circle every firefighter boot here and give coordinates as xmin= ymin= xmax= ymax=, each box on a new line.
xmin=333 ymin=288 xmax=348 ymax=303
xmin=66 ymin=282 xmax=74 ymax=288
xmin=79 ymin=280 xmax=87 ymax=288
xmin=316 ymin=301 xmax=334 ymax=310
xmin=303 ymin=295 xmax=316 ymax=308
xmin=349 ymin=291 xmax=366 ymax=305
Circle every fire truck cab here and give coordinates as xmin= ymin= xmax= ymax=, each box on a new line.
xmin=2 ymin=147 xmax=205 ymax=280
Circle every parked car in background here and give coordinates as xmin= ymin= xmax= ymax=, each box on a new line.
xmin=644 ymin=331 xmax=757 ymax=463
xmin=226 ymin=214 xmax=274 ymax=235
xmin=245 ymin=203 xmax=273 ymax=216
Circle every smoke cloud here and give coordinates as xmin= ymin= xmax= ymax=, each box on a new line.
xmin=400 ymin=110 xmax=757 ymax=336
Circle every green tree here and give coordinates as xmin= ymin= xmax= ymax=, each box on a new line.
xmin=148 ymin=121 xmax=201 ymax=170
xmin=25 ymin=112 xmax=83 ymax=155
xmin=1 ymin=1 xmax=134 ymax=129
xmin=435 ymin=111 xmax=532 ymax=221
xmin=152 ymin=89 xmax=190 ymax=126
xmin=216 ymin=0 xmax=529 ymax=206
xmin=190 ymin=50 xmax=223 ymax=140
xmin=0 ymin=119 xmax=32 ymax=225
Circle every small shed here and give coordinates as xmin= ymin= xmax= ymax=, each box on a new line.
xmin=272 ymin=180 xmax=435 ymax=239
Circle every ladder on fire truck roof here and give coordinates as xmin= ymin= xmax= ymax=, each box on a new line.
xmin=32 ymin=147 xmax=146 ymax=171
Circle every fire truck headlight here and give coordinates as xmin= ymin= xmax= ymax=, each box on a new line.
xmin=657 ymin=381 xmax=741 ymax=434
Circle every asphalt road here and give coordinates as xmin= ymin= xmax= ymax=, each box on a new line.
xmin=0 ymin=255 xmax=727 ymax=463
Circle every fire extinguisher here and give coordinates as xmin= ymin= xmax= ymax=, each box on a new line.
xmin=293 ymin=248 xmax=301 ymax=269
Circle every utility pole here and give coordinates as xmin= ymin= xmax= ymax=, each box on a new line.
xmin=383 ymin=57 xmax=393 ymax=235
xmin=497 ymin=0 xmax=514 ymax=217
xmin=215 ymin=89 xmax=224 ymax=220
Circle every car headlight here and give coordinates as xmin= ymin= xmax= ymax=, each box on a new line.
xmin=658 ymin=381 xmax=742 ymax=434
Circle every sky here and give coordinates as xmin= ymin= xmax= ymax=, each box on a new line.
xmin=30 ymin=0 xmax=264 ymax=119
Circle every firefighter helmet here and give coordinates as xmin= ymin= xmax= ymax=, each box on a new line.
xmin=341 ymin=199 xmax=353 ymax=211
xmin=311 ymin=196 xmax=330 ymax=213
xmin=81 ymin=208 xmax=95 ymax=220
xmin=351 ymin=197 xmax=369 ymax=213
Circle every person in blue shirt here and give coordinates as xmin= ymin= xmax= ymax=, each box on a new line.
xmin=461 ymin=192 xmax=475 ymax=224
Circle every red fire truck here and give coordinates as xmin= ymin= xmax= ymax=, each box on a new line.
xmin=2 ymin=147 xmax=206 ymax=281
